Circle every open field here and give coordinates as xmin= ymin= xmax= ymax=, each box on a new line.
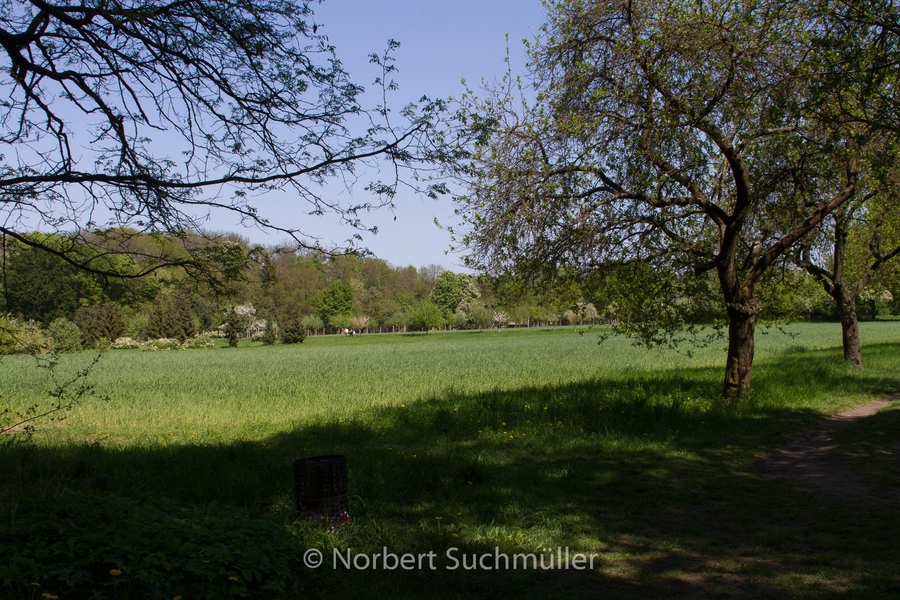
xmin=2 ymin=323 xmax=900 ymax=599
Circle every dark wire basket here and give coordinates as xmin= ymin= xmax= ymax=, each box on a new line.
xmin=292 ymin=455 xmax=349 ymax=522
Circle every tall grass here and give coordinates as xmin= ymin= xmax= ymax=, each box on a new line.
xmin=1 ymin=322 xmax=899 ymax=599
xmin=3 ymin=322 xmax=898 ymax=442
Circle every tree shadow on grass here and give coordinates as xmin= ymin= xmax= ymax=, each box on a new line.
xmin=2 ymin=343 xmax=899 ymax=598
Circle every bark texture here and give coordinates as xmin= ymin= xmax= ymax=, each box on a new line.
xmin=723 ymin=298 xmax=758 ymax=399
xmin=840 ymin=297 xmax=863 ymax=368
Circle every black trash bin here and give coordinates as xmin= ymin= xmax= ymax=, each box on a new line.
xmin=293 ymin=455 xmax=349 ymax=522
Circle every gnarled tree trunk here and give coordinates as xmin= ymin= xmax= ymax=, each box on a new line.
xmin=839 ymin=294 xmax=863 ymax=369
xmin=723 ymin=297 xmax=758 ymax=400
xmin=718 ymin=233 xmax=760 ymax=400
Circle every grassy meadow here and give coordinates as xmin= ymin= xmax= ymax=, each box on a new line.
xmin=2 ymin=323 xmax=900 ymax=599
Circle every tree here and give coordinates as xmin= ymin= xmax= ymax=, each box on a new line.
xmin=144 ymin=293 xmax=194 ymax=342
xmin=223 ymin=304 xmax=254 ymax=347
xmin=788 ymin=1 xmax=900 ymax=367
xmin=175 ymin=296 xmax=198 ymax=342
xmin=318 ymin=281 xmax=354 ymax=329
xmin=279 ymin=314 xmax=307 ymax=344
xmin=0 ymin=0 xmax=446 ymax=281
xmin=261 ymin=319 xmax=278 ymax=345
xmin=327 ymin=313 xmax=352 ymax=332
xmin=449 ymin=0 xmax=865 ymax=398
xmin=301 ymin=314 xmax=325 ymax=336
xmin=575 ymin=300 xmax=598 ymax=325
xmin=406 ymin=301 xmax=444 ymax=333
xmin=453 ymin=299 xmax=494 ymax=330
xmin=384 ymin=310 xmax=409 ymax=332
xmin=429 ymin=271 xmax=481 ymax=317
xmin=350 ymin=315 xmax=370 ymax=332
xmin=467 ymin=302 xmax=495 ymax=331
xmin=75 ymin=302 xmax=126 ymax=347
xmin=1 ymin=236 xmax=105 ymax=323
xmin=796 ymin=167 xmax=900 ymax=367
xmin=814 ymin=0 xmax=900 ymax=139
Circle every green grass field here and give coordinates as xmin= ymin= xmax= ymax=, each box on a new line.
xmin=2 ymin=323 xmax=900 ymax=599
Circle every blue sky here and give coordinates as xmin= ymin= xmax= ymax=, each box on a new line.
xmin=230 ymin=1 xmax=548 ymax=271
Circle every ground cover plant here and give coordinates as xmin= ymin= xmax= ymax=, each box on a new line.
xmin=1 ymin=323 xmax=899 ymax=599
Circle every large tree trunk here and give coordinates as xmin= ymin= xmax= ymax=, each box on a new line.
xmin=830 ymin=211 xmax=864 ymax=369
xmin=722 ymin=298 xmax=758 ymax=400
xmin=840 ymin=296 xmax=862 ymax=369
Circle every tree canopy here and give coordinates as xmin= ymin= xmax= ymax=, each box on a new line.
xmin=448 ymin=0 xmax=887 ymax=397
xmin=429 ymin=270 xmax=480 ymax=316
xmin=796 ymin=144 xmax=900 ymax=367
xmin=0 ymin=0 xmax=445 ymax=280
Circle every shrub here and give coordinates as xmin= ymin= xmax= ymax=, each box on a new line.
xmin=113 ymin=335 xmax=212 ymax=351
xmin=0 ymin=317 xmax=47 ymax=355
xmin=223 ymin=310 xmax=247 ymax=347
xmin=46 ymin=318 xmax=83 ymax=353
xmin=0 ymin=316 xmax=17 ymax=355
xmin=17 ymin=321 xmax=47 ymax=353
xmin=280 ymin=315 xmax=306 ymax=344
xmin=181 ymin=334 xmax=216 ymax=349
xmin=111 ymin=337 xmax=141 ymax=350
xmin=140 ymin=338 xmax=183 ymax=351
xmin=261 ymin=319 xmax=278 ymax=345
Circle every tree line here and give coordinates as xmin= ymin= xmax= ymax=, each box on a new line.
xmin=2 ymin=228 xmax=897 ymax=354
xmin=0 ymin=229 xmax=589 ymax=351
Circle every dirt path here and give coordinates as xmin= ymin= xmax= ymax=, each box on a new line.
xmin=754 ymin=394 xmax=899 ymax=501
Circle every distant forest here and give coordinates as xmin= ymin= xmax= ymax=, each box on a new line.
xmin=2 ymin=229 xmax=898 ymax=352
